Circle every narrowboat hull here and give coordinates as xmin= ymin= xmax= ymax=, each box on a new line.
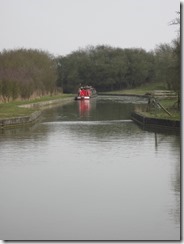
xmin=75 ymin=96 xmax=90 ymax=100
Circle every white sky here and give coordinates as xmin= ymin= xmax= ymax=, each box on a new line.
xmin=0 ymin=0 xmax=180 ymax=56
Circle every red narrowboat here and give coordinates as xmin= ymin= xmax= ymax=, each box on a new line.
xmin=75 ymin=86 xmax=97 ymax=100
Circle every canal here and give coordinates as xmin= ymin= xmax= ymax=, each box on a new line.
xmin=0 ymin=96 xmax=180 ymax=240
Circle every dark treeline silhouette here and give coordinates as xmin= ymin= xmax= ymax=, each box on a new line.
xmin=56 ymin=38 xmax=180 ymax=95
xmin=56 ymin=45 xmax=155 ymax=93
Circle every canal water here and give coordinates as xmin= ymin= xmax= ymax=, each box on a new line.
xmin=0 ymin=96 xmax=180 ymax=240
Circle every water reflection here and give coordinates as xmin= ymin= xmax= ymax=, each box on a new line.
xmin=0 ymin=96 xmax=180 ymax=240
xmin=169 ymin=158 xmax=180 ymax=226
xmin=78 ymin=100 xmax=91 ymax=117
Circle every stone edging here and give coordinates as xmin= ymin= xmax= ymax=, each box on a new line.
xmin=0 ymin=111 xmax=42 ymax=128
xmin=19 ymin=97 xmax=73 ymax=108
xmin=131 ymin=112 xmax=180 ymax=129
xmin=0 ymin=97 xmax=73 ymax=128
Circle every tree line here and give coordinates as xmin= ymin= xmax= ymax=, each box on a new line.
xmin=57 ymin=38 xmax=180 ymax=95
xmin=56 ymin=45 xmax=155 ymax=93
xmin=0 ymin=49 xmax=57 ymax=102
xmin=56 ymin=13 xmax=180 ymax=95
xmin=0 ymin=32 xmax=180 ymax=102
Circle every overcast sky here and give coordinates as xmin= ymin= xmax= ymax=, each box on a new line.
xmin=0 ymin=0 xmax=180 ymax=56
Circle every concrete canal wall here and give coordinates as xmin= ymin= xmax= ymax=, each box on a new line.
xmin=0 ymin=111 xmax=42 ymax=128
xmin=131 ymin=112 xmax=180 ymax=129
xmin=19 ymin=97 xmax=73 ymax=108
xmin=0 ymin=97 xmax=73 ymax=128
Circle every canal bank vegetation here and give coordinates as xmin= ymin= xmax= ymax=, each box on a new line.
xmin=134 ymin=96 xmax=180 ymax=121
xmin=0 ymin=49 xmax=58 ymax=102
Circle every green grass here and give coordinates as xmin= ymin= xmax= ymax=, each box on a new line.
xmin=0 ymin=94 xmax=73 ymax=119
xmin=157 ymin=98 xmax=180 ymax=120
xmin=15 ymin=93 xmax=73 ymax=105
xmin=0 ymin=103 xmax=36 ymax=118
xmin=102 ymin=82 xmax=167 ymax=95
xmin=137 ymin=98 xmax=180 ymax=121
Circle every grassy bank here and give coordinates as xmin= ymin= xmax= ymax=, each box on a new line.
xmin=102 ymin=82 xmax=167 ymax=95
xmin=135 ymin=98 xmax=180 ymax=121
xmin=0 ymin=94 xmax=73 ymax=119
xmin=130 ymin=83 xmax=180 ymax=121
